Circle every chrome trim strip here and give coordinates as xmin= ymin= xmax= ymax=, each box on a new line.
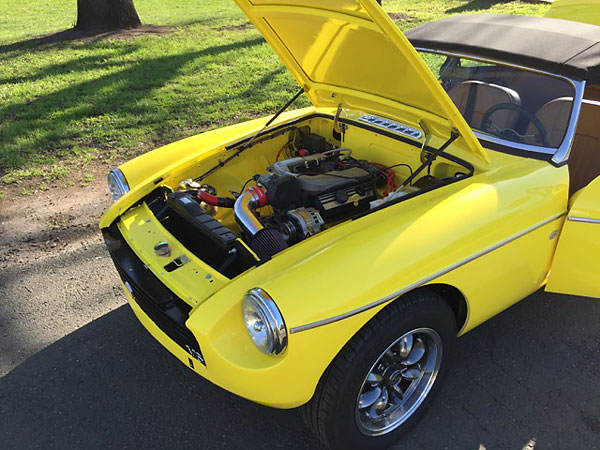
xmin=415 ymin=47 xmax=584 ymax=164
xmin=289 ymin=212 xmax=566 ymax=334
xmin=568 ymin=216 xmax=600 ymax=224
xmin=582 ymin=99 xmax=600 ymax=107
xmin=553 ymin=80 xmax=585 ymax=164
xmin=472 ymin=131 xmax=556 ymax=155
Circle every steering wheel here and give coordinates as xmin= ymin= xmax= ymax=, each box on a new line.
xmin=481 ymin=103 xmax=550 ymax=147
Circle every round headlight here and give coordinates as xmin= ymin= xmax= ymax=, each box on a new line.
xmin=107 ymin=168 xmax=129 ymax=202
xmin=242 ymin=288 xmax=287 ymax=355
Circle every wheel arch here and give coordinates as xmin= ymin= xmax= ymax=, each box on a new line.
xmin=300 ymin=283 xmax=460 ymax=443
xmin=304 ymin=283 xmax=468 ymax=407
xmin=417 ymin=283 xmax=468 ymax=334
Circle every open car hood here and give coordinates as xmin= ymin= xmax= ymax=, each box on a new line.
xmin=234 ymin=0 xmax=488 ymax=162
xmin=546 ymin=0 xmax=600 ymax=26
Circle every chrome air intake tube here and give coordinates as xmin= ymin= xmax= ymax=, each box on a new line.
xmin=234 ymin=186 xmax=288 ymax=260
xmin=234 ymin=189 xmax=265 ymax=237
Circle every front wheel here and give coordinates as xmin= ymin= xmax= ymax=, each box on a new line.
xmin=300 ymin=289 xmax=457 ymax=450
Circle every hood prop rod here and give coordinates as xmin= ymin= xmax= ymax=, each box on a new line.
xmin=397 ymin=129 xmax=460 ymax=191
xmin=195 ymin=87 xmax=305 ymax=182
xmin=243 ymin=86 xmax=305 ymax=150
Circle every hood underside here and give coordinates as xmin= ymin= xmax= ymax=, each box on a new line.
xmin=546 ymin=0 xmax=600 ymax=26
xmin=233 ymin=0 xmax=488 ymax=161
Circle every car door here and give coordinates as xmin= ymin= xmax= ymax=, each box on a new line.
xmin=546 ymin=174 xmax=600 ymax=298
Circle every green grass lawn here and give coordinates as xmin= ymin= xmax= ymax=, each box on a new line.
xmin=0 ymin=0 xmax=549 ymax=192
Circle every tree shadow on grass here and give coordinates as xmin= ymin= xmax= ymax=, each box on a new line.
xmin=446 ymin=0 xmax=547 ymax=14
xmin=0 ymin=29 xmax=103 ymax=54
xmin=166 ymin=65 xmax=289 ymax=127
xmin=0 ymin=36 xmax=266 ymax=173
xmin=0 ymin=26 xmax=175 ymax=56
xmin=0 ymin=47 xmax=141 ymax=85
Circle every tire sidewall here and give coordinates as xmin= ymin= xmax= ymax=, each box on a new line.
xmin=326 ymin=297 xmax=456 ymax=450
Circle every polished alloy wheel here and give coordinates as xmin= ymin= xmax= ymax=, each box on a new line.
xmin=355 ymin=328 xmax=443 ymax=436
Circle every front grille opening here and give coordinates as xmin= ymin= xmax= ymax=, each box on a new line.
xmin=103 ymin=224 xmax=205 ymax=365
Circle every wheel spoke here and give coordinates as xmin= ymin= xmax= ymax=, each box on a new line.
xmin=359 ymin=387 xmax=382 ymax=409
xmin=366 ymin=372 xmax=383 ymax=385
xmin=373 ymin=387 xmax=389 ymax=414
xmin=401 ymin=365 xmax=421 ymax=380
xmin=385 ymin=348 xmax=398 ymax=363
xmin=398 ymin=334 xmax=413 ymax=358
xmin=392 ymin=383 xmax=404 ymax=400
xmin=365 ymin=404 xmax=379 ymax=420
xmin=403 ymin=337 xmax=425 ymax=365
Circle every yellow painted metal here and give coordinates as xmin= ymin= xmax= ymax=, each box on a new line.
xmin=546 ymin=175 xmax=600 ymax=298
xmin=99 ymin=105 xmax=483 ymax=230
xmin=181 ymin=159 xmax=567 ymax=409
xmin=118 ymin=204 xmax=228 ymax=307
xmin=104 ymin=113 xmax=568 ymax=407
xmin=99 ymin=107 xmax=317 ymax=229
xmin=545 ymin=0 xmax=600 ymax=26
xmin=232 ymin=0 xmax=489 ymax=163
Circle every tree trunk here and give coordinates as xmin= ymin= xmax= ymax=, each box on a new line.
xmin=76 ymin=0 xmax=141 ymax=31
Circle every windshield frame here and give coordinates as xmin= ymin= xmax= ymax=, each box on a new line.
xmin=416 ymin=47 xmax=586 ymax=165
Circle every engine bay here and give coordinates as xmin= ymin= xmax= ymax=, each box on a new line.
xmin=146 ymin=118 xmax=473 ymax=278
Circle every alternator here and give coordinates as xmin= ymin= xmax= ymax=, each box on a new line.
xmin=280 ymin=208 xmax=325 ymax=243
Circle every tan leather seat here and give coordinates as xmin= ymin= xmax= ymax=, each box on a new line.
xmin=448 ymin=80 xmax=521 ymax=129
xmin=526 ymin=97 xmax=573 ymax=148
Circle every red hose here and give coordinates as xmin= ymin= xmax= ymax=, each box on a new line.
xmin=198 ymin=191 xmax=219 ymax=205
xmin=248 ymin=185 xmax=268 ymax=207
xmin=198 ymin=191 xmax=235 ymax=208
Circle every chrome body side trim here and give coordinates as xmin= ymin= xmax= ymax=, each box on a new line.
xmin=289 ymin=212 xmax=566 ymax=334
xmin=415 ymin=47 xmax=585 ymax=164
xmin=568 ymin=216 xmax=600 ymax=224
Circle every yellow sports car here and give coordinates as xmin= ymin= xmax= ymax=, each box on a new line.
xmin=100 ymin=2 xmax=600 ymax=449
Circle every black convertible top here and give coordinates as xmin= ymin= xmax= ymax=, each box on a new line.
xmin=405 ymin=14 xmax=600 ymax=82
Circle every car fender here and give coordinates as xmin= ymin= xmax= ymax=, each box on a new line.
xmin=99 ymin=107 xmax=316 ymax=229
xmin=186 ymin=158 xmax=567 ymax=407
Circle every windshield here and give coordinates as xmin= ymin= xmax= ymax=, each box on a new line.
xmin=419 ymin=51 xmax=576 ymax=149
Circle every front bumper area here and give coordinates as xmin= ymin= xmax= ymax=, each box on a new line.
xmin=101 ymin=203 xmax=371 ymax=410
xmin=102 ymin=221 xmax=332 ymax=409
xmin=103 ymin=224 xmax=206 ymax=366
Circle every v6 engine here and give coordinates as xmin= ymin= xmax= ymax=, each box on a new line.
xmin=232 ymin=149 xmax=380 ymax=259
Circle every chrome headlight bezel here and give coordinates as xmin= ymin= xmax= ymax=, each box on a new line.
xmin=107 ymin=168 xmax=130 ymax=202
xmin=242 ymin=288 xmax=287 ymax=355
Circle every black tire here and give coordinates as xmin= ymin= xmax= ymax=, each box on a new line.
xmin=299 ymin=289 xmax=457 ymax=450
